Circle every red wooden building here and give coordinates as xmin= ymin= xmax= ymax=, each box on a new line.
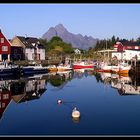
xmin=0 ymin=29 xmax=11 ymax=61
xmin=114 ymin=41 xmax=140 ymax=52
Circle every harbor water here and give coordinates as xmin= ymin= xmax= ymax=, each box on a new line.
xmin=0 ymin=69 xmax=140 ymax=136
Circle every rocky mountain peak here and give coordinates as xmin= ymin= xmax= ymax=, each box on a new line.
xmin=42 ymin=24 xmax=98 ymax=50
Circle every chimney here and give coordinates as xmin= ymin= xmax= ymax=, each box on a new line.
xmin=0 ymin=29 xmax=1 ymax=33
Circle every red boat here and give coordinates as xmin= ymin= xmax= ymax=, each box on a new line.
xmin=73 ymin=61 xmax=94 ymax=69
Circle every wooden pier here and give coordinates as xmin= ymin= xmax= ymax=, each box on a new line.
xmin=129 ymin=59 xmax=140 ymax=76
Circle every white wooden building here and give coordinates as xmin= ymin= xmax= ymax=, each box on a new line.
xmin=112 ymin=41 xmax=140 ymax=60
xmin=10 ymin=36 xmax=45 ymax=61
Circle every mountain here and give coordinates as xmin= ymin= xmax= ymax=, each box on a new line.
xmin=42 ymin=24 xmax=98 ymax=50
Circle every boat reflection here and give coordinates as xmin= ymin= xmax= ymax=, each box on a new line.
xmin=111 ymin=75 xmax=140 ymax=96
xmin=73 ymin=68 xmax=94 ymax=79
xmin=97 ymin=72 xmax=140 ymax=96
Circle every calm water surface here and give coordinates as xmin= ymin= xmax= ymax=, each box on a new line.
xmin=0 ymin=69 xmax=140 ymax=136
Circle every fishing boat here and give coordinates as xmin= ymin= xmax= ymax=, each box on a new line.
xmin=73 ymin=61 xmax=94 ymax=69
xmin=98 ymin=61 xmax=131 ymax=74
xmin=98 ymin=62 xmax=117 ymax=73
xmin=111 ymin=62 xmax=131 ymax=74
xmin=57 ymin=63 xmax=72 ymax=71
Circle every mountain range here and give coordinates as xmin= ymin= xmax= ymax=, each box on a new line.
xmin=42 ymin=24 xmax=98 ymax=50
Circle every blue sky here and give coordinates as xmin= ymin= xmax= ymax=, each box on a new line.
xmin=0 ymin=3 xmax=140 ymax=40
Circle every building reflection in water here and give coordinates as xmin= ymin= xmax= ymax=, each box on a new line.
xmin=0 ymin=71 xmax=74 ymax=119
xmin=2 ymin=69 xmax=140 ymax=120
xmin=0 ymin=75 xmax=48 ymax=119
xmin=0 ymin=81 xmax=12 ymax=120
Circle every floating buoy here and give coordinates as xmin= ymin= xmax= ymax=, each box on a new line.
xmin=72 ymin=107 xmax=80 ymax=118
xmin=57 ymin=99 xmax=62 ymax=104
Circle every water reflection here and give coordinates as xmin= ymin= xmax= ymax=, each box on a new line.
xmin=0 ymin=84 xmax=11 ymax=120
xmin=73 ymin=68 xmax=94 ymax=79
xmin=0 ymin=77 xmax=47 ymax=120
xmin=48 ymin=70 xmax=73 ymax=89
xmin=0 ymin=70 xmax=74 ymax=120
xmin=1 ymin=69 xmax=140 ymax=134
xmin=96 ymin=72 xmax=140 ymax=96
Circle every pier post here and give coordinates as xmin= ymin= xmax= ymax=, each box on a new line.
xmin=8 ymin=54 xmax=10 ymax=61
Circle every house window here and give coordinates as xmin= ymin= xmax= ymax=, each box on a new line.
xmin=2 ymin=103 xmax=5 ymax=108
xmin=3 ymin=94 xmax=9 ymax=99
xmin=14 ymin=49 xmax=17 ymax=54
xmin=1 ymin=38 xmax=4 ymax=43
xmin=2 ymin=46 xmax=8 ymax=51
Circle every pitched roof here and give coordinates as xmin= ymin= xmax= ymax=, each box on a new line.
xmin=17 ymin=36 xmax=44 ymax=48
xmin=119 ymin=40 xmax=140 ymax=46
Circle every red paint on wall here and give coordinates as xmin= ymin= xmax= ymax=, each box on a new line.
xmin=0 ymin=30 xmax=11 ymax=54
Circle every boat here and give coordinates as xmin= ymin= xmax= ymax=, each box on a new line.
xmin=46 ymin=65 xmax=58 ymax=72
xmin=98 ymin=62 xmax=118 ymax=73
xmin=98 ymin=61 xmax=131 ymax=74
xmin=73 ymin=61 xmax=94 ymax=69
xmin=0 ymin=61 xmax=20 ymax=77
xmin=111 ymin=62 xmax=131 ymax=74
xmin=21 ymin=63 xmax=48 ymax=75
xmin=57 ymin=63 xmax=72 ymax=71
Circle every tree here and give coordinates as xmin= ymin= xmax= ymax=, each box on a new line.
xmin=39 ymin=38 xmax=49 ymax=51
xmin=50 ymin=36 xmax=63 ymax=42
xmin=136 ymin=37 xmax=140 ymax=43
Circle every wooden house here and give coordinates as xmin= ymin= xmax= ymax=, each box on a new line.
xmin=10 ymin=36 xmax=45 ymax=61
xmin=112 ymin=41 xmax=140 ymax=60
xmin=0 ymin=29 xmax=11 ymax=61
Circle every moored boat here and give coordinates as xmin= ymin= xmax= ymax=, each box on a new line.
xmin=111 ymin=62 xmax=131 ymax=74
xmin=21 ymin=63 xmax=48 ymax=75
xmin=98 ymin=62 xmax=117 ymax=73
xmin=57 ymin=63 xmax=72 ymax=71
xmin=47 ymin=65 xmax=58 ymax=72
xmin=0 ymin=61 xmax=20 ymax=77
xmin=97 ymin=61 xmax=131 ymax=74
xmin=73 ymin=61 xmax=94 ymax=69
